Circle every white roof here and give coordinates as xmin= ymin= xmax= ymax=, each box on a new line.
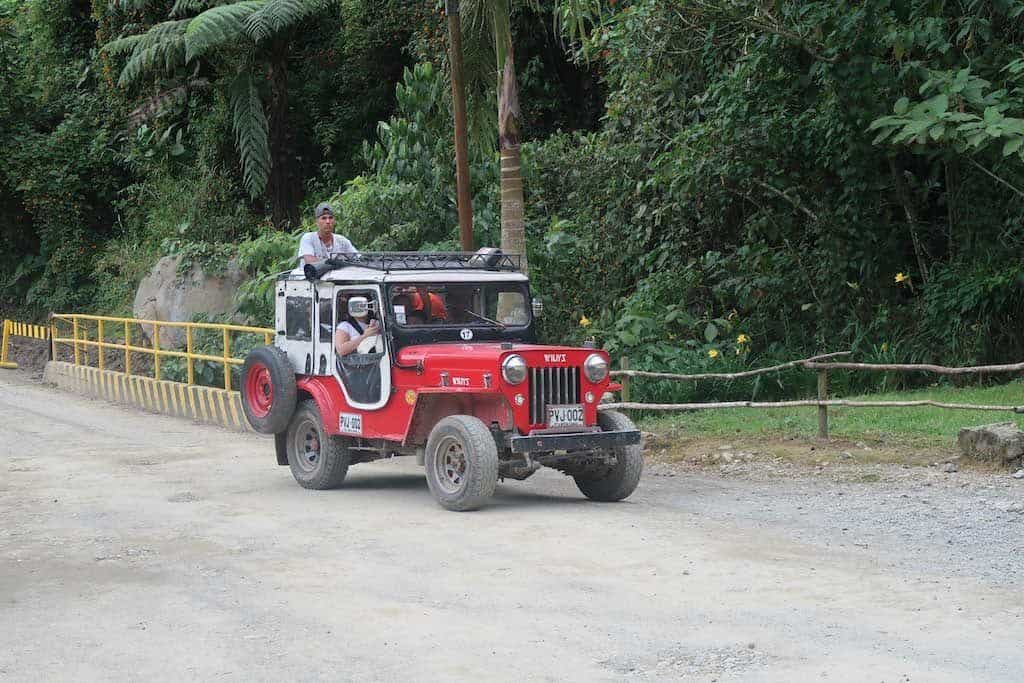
xmin=313 ymin=266 xmax=530 ymax=284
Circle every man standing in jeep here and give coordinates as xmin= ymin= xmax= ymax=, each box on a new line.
xmin=297 ymin=202 xmax=359 ymax=265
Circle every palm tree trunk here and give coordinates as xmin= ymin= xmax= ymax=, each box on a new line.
xmin=497 ymin=32 xmax=527 ymax=274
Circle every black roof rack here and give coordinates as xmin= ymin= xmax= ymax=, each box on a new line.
xmin=321 ymin=250 xmax=522 ymax=273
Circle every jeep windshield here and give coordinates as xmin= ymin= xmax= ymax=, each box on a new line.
xmin=387 ymin=283 xmax=531 ymax=330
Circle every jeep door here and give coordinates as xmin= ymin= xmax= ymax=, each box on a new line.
xmin=277 ymin=279 xmax=317 ymax=374
xmin=332 ymin=285 xmax=391 ymax=411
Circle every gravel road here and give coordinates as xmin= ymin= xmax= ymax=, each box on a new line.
xmin=1 ymin=371 xmax=1022 ymax=681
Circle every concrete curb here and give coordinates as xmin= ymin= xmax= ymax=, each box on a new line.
xmin=44 ymin=361 xmax=253 ymax=433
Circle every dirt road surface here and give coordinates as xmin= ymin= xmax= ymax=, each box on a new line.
xmin=2 ymin=372 xmax=1022 ymax=681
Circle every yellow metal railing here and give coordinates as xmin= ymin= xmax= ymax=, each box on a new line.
xmin=50 ymin=314 xmax=274 ymax=391
xmin=1 ymin=318 xmax=52 ymax=369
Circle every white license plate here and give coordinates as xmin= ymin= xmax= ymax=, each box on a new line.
xmin=546 ymin=404 xmax=584 ymax=427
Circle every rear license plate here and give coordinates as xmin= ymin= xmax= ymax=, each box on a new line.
xmin=546 ymin=404 xmax=584 ymax=427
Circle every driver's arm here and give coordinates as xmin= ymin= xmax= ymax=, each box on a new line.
xmin=334 ymin=321 xmax=379 ymax=356
xmin=334 ymin=327 xmax=361 ymax=356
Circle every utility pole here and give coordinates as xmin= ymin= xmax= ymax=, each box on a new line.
xmin=446 ymin=0 xmax=474 ymax=251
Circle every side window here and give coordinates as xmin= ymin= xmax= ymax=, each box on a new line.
xmin=286 ymin=296 xmax=312 ymax=341
xmin=319 ymin=298 xmax=333 ymax=342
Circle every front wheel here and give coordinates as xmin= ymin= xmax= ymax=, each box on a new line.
xmin=574 ymin=410 xmax=643 ymax=502
xmin=286 ymin=400 xmax=350 ymax=490
xmin=424 ymin=416 xmax=499 ymax=511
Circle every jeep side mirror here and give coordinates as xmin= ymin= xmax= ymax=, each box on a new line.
xmin=531 ymin=298 xmax=544 ymax=318
xmin=348 ymin=297 xmax=369 ymax=318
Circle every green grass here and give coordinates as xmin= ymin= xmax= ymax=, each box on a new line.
xmin=639 ymin=380 xmax=1024 ymax=447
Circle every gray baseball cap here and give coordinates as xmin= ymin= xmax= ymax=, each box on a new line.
xmin=314 ymin=202 xmax=334 ymax=218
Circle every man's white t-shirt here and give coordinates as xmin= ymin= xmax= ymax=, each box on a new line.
xmin=297 ymin=232 xmax=358 ymax=265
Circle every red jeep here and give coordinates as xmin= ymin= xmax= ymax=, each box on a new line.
xmin=240 ymin=251 xmax=642 ymax=510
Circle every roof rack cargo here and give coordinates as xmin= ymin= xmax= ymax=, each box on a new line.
xmin=307 ymin=249 xmax=521 ymax=279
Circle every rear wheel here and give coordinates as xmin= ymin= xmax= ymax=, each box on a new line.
xmin=573 ymin=410 xmax=643 ymax=502
xmin=424 ymin=416 xmax=499 ymax=511
xmin=286 ymin=400 xmax=350 ymax=490
xmin=241 ymin=345 xmax=296 ymax=434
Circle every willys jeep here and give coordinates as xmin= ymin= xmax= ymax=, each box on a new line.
xmin=239 ymin=250 xmax=642 ymax=511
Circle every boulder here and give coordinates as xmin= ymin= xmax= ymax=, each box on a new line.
xmin=957 ymin=422 xmax=1024 ymax=465
xmin=133 ymin=255 xmax=247 ymax=349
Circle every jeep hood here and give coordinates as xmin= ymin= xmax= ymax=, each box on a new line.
xmin=396 ymin=342 xmax=600 ymax=371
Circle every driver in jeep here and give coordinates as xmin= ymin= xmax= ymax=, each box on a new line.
xmin=334 ymin=294 xmax=380 ymax=356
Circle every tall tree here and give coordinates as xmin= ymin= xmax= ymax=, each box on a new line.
xmin=461 ymin=0 xmax=527 ymax=272
xmin=104 ymin=0 xmax=335 ymax=227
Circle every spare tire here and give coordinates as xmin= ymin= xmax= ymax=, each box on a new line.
xmin=240 ymin=345 xmax=297 ymax=434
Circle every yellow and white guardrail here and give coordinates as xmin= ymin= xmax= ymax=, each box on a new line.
xmin=37 ymin=314 xmax=274 ymax=432
xmin=0 ymin=318 xmax=51 ymax=369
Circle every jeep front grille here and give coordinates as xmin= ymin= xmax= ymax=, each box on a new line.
xmin=529 ymin=367 xmax=581 ymax=424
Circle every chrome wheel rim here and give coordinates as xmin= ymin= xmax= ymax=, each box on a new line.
xmin=433 ymin=436 xmax=467 ymax=494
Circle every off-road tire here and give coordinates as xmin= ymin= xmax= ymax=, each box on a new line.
xmin=573 ymin=410 xmax=643 ymax=502
xmin=241 ymin=345 xmax=297 ymax=434
xmin=424 ymin=415 xmax=499 ymax=511
xmin=286 ymin=400 xmax=350 ymax=490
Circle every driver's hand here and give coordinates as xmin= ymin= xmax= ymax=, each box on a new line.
xmin=365 ymin=319 xmax=381 ymax=336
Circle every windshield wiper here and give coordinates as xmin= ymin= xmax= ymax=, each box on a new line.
xmin=460 ymin=309 xmax=506 ymax=328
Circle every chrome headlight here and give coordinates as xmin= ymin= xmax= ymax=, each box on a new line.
xmin=501 ymin=354 xmax=528 ymax=385
xmin=584 ymin=353 xmax=609 ymax=382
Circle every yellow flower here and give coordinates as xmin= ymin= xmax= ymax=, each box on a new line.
xmin=880 ymin=343 xmax=889 ymax=352
xmin=708 ymin=349 xmax=719 ymax=359
xmin=579 ymin=316 xmax=591 ymax=327
xmin=736 ymin=334 xmax=750 ymax=344
xmin=895 ymin=272 xmax=908 ymax=284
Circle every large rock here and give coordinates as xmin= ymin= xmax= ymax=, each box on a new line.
xmin=957 ymin=422 xmax=1024 ymax=465
xmin=133 ymin=255 xmax=247 ymax=349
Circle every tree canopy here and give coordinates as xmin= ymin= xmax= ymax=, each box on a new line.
xmin=2 ymin=0 xmax=1022 ymax=401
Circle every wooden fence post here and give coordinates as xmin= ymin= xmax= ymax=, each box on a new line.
xmin=817 ymin=369 xmax=829 ymax=440
xmin=621 ymin=357 xmax=631 ymax=403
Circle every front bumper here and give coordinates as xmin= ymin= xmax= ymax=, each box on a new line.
xmin=509 ymin=429 xmax=641 ymax=454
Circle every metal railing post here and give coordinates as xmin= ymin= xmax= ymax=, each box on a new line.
xmin=186 ymin=326 xmax=194 ymax=385
xmin=49 ymin=316 xmax=57 ymax=362
xmin=621 ymin=357 xmax=631 ymax=403
xmin=153 ymin=323 xmax=161 ymax=381
xmin=223 ymin=328 xmax=231 ymax=391
xmin=124 ymin=320 xmax=131 ymax=375
xmin=97 ymin=319 xmax=104 ymax=370
xmin=1 ymin=320 xmax=9 ymax=364
xmin=72 ymin=317 xmax=81 ymax=366
xmin=818 ymin=369 xmax=829 ymax=440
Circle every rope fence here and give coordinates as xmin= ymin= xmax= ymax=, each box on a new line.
xmin=607 ymin=351 xmax=1024 ymax=439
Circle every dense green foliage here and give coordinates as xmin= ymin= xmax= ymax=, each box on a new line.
xmin=3 ymin=0 xmax=1023 ymax=403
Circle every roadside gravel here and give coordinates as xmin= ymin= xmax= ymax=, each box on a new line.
xmin=645 ymin=445 xmax=1024 ymax=589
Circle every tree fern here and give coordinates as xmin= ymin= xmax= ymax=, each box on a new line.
xmin=185 ymin=1 xmax=265 ymax=61
xmin=103 ymin=32 xmax=147 ymax=58
xmin=229 ymin=71 xmax=271 ymax=198
xmin=170 ymin=0 xmax=223 ymax=18
xmin=245 ymin=0 xmax=330 ymax=43
xmin=110 ymin=0 xmax=152 ymax=11
xmin=128 ymin=80 xmax=209 ymax=126
xmin=108 ymin=19 xmax=191 ymax=86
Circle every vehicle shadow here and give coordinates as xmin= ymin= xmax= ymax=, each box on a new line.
xmin=341 ymin=473 xmax=426 ymax=491
xmin=335 ymin=472 xmax=595 ymax=509
xmin=488 ymin=488 xmax=590 ymax=509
